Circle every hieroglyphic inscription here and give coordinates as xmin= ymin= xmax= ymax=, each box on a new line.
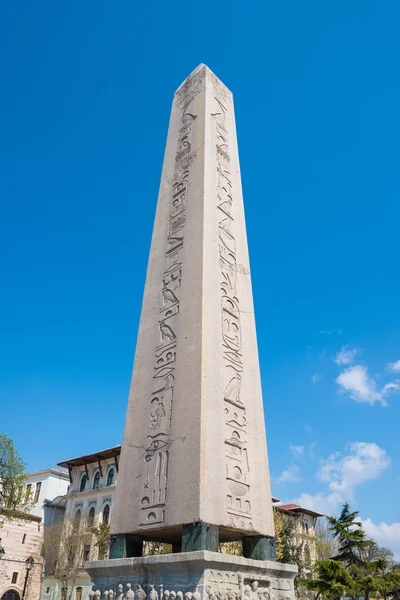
xmin=211 ymin=91 xmax=253 ymax=530
xmin=139 ymin=91 xmax=198 ymax=527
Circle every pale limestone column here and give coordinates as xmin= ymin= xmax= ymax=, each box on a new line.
xmin=111 ymin=65 xmax=274 ymax=546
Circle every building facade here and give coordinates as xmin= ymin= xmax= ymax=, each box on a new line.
xmin=275 ymin=503 xmax=323 ymax=567
xmin=41 ymin=447 xmax=121 ymax=600
xmin=24 ymin=470 xmax=70 ymax=522
xmin=0 ymin=468 xmax=70 ymax=600
xmin=0 ymin=512 xmax=43 ymax=600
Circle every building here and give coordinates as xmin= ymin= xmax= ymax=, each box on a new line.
xmin=274 ymin=503 xmax=324 ymax=566
xmin=24 ymin=469 xmax=70 ymax=522
xmin=41 ymin=447 xmax=121 ymax=600
xmin=0 ymin=469 xmax=70 ymax=600
xmin=0 ymin=512 xmax=43 ymax=600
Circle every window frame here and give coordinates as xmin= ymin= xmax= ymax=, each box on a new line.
xmin=106 ymin=468 xmax=115 ymax=487
xmin=88 ymin=506 xmax=95 ymax=527
xmin=103 ymin=504 xmax=110 ymax=525
xmin=93 ymin=471 xmax=101 ymax=490
xmin=79 ymin=474 xmax=87 ymax=492
xmin=34 ymin=482 xmax=42 ymax=503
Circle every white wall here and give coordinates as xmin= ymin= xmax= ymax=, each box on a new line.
xmin=26 ymin=470 xmax=70 ymax=519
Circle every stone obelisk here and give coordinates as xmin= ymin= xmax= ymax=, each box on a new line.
xmin=87 ymin=63 xmax=296 ymax=600
xmin=111 ymin=64 xmax=274 ymax=556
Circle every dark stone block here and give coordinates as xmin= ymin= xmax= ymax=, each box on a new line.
xmin=181 ymin=522 xmax=219 ymax=552
xmin=109 ymin=534 xmax=143 ymax=558
xmin=242 ymin=535 xmax=276 ymax=561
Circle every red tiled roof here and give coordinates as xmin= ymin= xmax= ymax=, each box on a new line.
xmin=275 ymin=503 xmax=324 ymax=517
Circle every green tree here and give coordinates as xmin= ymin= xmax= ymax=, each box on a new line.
xmin=0 ymin=433 xmax=32 ymax=519
xmin=302 ymin=559 xmax=354 ymax=600
xmin=301 ymin=503 xmax=399 ymax=600
xmin=327 ymin=503 xmax=373 ymax=566
xmin=90 ymin=522 xmax=110 ymax=559
xmin=274 ymin=508 xmax=305 ymax=598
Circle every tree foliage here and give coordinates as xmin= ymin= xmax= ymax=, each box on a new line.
xmin=90 ymin=522 xmax=110 ymax=559
xmin=301 ymin=503 xmax=400 ymax=600
xmin=327 ymin=503 xmax=373 ymax=566
xmin=42 ymin=516 xmax=91 ymax=600
xmin=0 ymin=433 xmax=32 ymax=518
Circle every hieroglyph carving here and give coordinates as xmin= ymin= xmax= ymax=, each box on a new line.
xmin=138 ymin=83 xmax=199 ymax=527
xmin=211 ymin=92 xmax=253 ymax=530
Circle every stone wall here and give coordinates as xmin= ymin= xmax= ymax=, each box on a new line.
xmin=0 ymin=514 xmax=43 ymax=600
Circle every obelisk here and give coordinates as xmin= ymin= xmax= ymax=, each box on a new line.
xmin=87 ymin=64 xmax=297 ymax=600
xmin=110 ymin=64 xmax=275 ymax=557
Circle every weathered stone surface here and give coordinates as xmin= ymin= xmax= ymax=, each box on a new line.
xmin=86 ymin=551 xmax=297 ymax=600
xmin=111 ymin=64 xmax=275 ymax=542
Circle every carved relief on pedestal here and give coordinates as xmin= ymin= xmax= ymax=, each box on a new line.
xmin=93 ymin=577 xmax=294 ymax=600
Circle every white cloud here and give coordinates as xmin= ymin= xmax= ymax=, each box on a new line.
xmin=336 ymin=365 xmax=400 ymax=406
xmin=293 ymin=442 xmax=390 ymax=516
xmin=362 ymin=518 xmax=400 ymax=560
xmin=290 ymin=445 xmax=304 ymax=456
xmin=336 ymin=365 xmax=382 ymax=405
xmin=318 ymin=442 xmax=390 ymax=500
xmin=387 ymin=360 xmax=400 ymax=372
xmin=381 ymin=381 xmax=400 ymax=394
xmin=312 ymin=373 xmax=320 ymax=384
xmin=304 ymin=424 xmax=312 ymax=433
xmin=334 ymin=345 xmax=360 ymax=366
xmin=319 ymin=330 xmax=331 ymax=335
xmin=294 ymin=491 xmax=343 ymax=516
xmin=275 ymin=465 xmax=301 ymax=484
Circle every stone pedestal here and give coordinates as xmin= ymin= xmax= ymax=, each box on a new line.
xmin=86 ymin=551 xmax=297 ymax=600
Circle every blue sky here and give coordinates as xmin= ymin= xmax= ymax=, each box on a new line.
xmin=1 ymin=1 xmax=400 ymax=555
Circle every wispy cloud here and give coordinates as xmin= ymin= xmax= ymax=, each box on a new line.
xmin=304 ymin=424 xmax=312 ymax=433
xmin=318 ymin=442 xmax=390 ymax=498
xmin=275 ymin=465 xmax=301 ymax=484
xmin=312 ymin=373 xmax=320 ymax=384
xmin=334 ymin=345 xmax=360 ymax=366
xmin=362 ymin=519 xmax=400 ymax=560
xmin=387 ymin=360 xmax=400 ymax=372
xmin=319 ymin=330 xmax=331 ymax=335
xmin=290 ymin=444 xmax=304 ymax=456
xmin=336 ymin=365 xmax=400 ymax=406
xmin=294 ymin=442 xmax=390 ymax=515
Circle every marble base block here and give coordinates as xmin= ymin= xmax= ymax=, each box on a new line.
xmin=86 ymin=551 xmax=297 ymax=600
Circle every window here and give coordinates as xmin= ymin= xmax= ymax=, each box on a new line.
xmin=79 ymin=474 xmax=87 ymax=492
xmin=103 ymin=504 xmax=110 ymax=525
xmin=46 ymin=589 xmax=50 ymax=594
xmin=93 ymin=472 xmax=100 ymax=490
xmin=107 ymin=468 xmax=115 ymax=487
xmin=34 ymin=482 xmax=42 ymax=503
xmin=74 ymin=509 xmax=81 ymax=529
xmin=82 ymin=545 xmax=90 ymax=566
xmin=88 ymin=507 xmax=95 ymax=528
xmin=25 ymin=484 xmax=32 ymax=501
xmin=1 ymin=591 xmax=21 ymax=600
xmin=22 ymin=534 xmax=26 ymax=544
xmin=12 ymin=573 xmax=18 ymax=584
xmin=76 ymin=588 xmax=82 ymax=600
xmin=304 ymin=543 xmax=311 ymax=567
